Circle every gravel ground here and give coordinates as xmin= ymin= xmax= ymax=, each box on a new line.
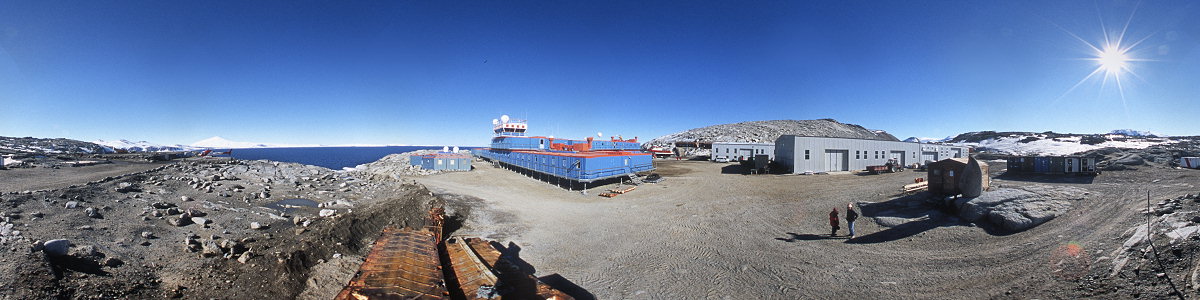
xmin=416 ymin=159 xmax=1200 ymax=299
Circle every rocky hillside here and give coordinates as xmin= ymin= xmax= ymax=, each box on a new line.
xmin=648 ymin=119 xmax=898 ymax=146
xmin=0 ymin=136 xmax=113 ymax=154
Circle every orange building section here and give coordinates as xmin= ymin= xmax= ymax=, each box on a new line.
xmin=335 ymin=227 xmax=447 ymax=300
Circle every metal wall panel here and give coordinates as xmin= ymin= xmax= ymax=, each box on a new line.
xmin=774 ymin=136 xmax=968 ymax=174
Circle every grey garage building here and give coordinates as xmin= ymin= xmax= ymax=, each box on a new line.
xmin=774 ymin=135 xmax=969 ymax=174
xmin=711 ymin=142 xmax=775 ymax=162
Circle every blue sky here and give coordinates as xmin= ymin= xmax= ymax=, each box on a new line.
xmin=1 ymin=1 xmax=1197 ymax=146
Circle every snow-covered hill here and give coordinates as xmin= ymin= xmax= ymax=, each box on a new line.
xmin=0 ymin=136 xmax=112 ymax=154
xmin=93 ymin=139 xmax=198 ymax=152
xmin=946 ymin=131 xmax=1174 ymax=156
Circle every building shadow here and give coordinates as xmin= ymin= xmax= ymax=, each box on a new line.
xmin=848 ymin=193 xmax=966 ymax=244
xmin=720 ymin=164 xmax=749 ymax=175
xmin=994 ymin=172 xmax=1096 ymax=184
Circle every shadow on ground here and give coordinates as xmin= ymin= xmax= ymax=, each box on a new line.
xmin=488 ymin=241 xmax=595 ymax=300
xmin=848 ymin=192 xmax=969 ymax=244
xmin=775 ymin=232 xmax=849 ymax=242
xmin=994 ymin=172 xmax=1096 ymax=184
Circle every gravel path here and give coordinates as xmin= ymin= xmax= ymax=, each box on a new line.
xmin=416 ymin=159 xmax=1198 ymax=299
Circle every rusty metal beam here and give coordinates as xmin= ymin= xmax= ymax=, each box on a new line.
xmin=336 ymin=227 xmax=447 ymax=300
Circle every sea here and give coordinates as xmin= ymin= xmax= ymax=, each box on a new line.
xmin=227 ymin=146 xmax=447 ymax=170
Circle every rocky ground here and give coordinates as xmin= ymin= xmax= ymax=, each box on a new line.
xmin=0 ymin=157 xmax=439 ymax=299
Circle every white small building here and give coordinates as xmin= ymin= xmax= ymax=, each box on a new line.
xmin=1181 ymin=157 xmax=1200 ymax=169
xmin=774 ymin=136 xmax=969 ymax=174
xmin=711 ymin=142 xmax=775 ymax=162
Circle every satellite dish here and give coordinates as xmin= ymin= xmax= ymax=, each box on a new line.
xmin=453 ymin=146 xmax=459 ymax=152
xmin=500 ymin=115 xmax=510 ymax=123
xmin=442 ymin=146 xmax=449 ymax=152
xmin=492 ymin=119 xmax=499 ymax=125
xmin=548 ymin=135 xmax=554 ymax=139
xmin=597 ymin=132 xmax=603 ymax=137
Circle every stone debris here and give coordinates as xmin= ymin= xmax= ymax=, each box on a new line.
xmin=84 ymin=207 xmax=102 ymax=218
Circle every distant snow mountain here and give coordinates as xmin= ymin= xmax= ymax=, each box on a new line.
xmin=190 ymin=136 xmax=304 ymax=149
xmin=1109 ymin=129 xmax=1161 ymax=137
xmin=946 ymin=131 xmax=1173 ymax=156
xmin=93 ymin=139 xmax=197 ymax=152
xmin=903 ymin=137 xmax=951 ymax=143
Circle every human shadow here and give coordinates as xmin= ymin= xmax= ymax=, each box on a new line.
xmin=539 ymin=273 xmax=596 ymax=300
xmin=774 ymin=232 xmax=845 ymax=242
xmin=994 ymin=172 xmax=1096 ymax=184
xmin=485 ymin=241 xmax=594 ymax=300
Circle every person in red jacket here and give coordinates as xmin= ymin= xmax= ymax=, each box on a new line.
xmin=829 ymin=208 xmax=840 ymax=237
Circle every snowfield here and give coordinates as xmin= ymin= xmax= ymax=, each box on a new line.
xmin=950 ymin=134 xmax=1172 ymax=156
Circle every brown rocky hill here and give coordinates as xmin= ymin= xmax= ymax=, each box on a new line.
xmin=647 ymin=119 xmax=898 ymax=146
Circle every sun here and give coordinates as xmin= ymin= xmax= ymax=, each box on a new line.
xmin=1096 ymin=45 xmax=1130 ymax=75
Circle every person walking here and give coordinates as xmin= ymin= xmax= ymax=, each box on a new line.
xmin=829 ymin=208 xmax=840 ymax=237
xmin=845 ymin=203 xmax=859 ymax=239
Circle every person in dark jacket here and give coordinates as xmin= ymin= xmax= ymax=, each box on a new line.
xmin=845 ymin=203 xmax=859 ymax=239
xmin=829 ymin=208 xmax=840 ymax=237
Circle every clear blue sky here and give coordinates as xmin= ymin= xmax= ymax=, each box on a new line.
xmin=1 ymin=1 xmax=1197 ymax=146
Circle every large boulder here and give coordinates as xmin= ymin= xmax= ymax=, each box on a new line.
xmin=958 ymin=156 xmax=988 ymax=198
xmin=956 ymin=187 xmax=1083 ymax=231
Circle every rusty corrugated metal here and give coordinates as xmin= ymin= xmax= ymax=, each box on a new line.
xmin=335 ymin=227 xmax=447 ymax=300
xmin=446 ymin=237 xmax=500 ymax=299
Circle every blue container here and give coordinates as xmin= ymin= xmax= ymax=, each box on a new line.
xmin=1034 ymin=157 xmax=1051 ymax=173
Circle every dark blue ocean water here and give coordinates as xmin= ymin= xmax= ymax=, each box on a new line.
xmin=228 ymin=146 xmax=444 ymax=169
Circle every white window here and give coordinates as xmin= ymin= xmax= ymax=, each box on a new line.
xmin=437 ymin=159 xmax=443 ymax=165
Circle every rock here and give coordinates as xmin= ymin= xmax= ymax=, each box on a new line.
xmin=30 ymin=212 xmax=43 ymax=218
xmin=151 ymin=210 xmax=163 ymax=217
xmin=237 ymin=251 xmax=253 ymax=264
xmin=166 ymin=207 xmax=182 ymax=215
xmin=319 ymin=209 xmax=336 ymax=217
xmin=292 ymin=216 xmax=307 ymax=225
xmin=191 ymin=217 xmax=209 ymax=226
xmin=77 ymin=225 xmax=94 ymax=230
xmin=141 ymin=231 xmax=156 ymax=239
xmin=43 ymin=238 xmax=70 ymax=255
xmin=1115 ymin=154 xmax=1145 ymax=165
xmin=260 ymin=191 xmax=270 ymax=199
xmin=201 ymin=240 xmax=223 ymax=257
xmin=115 ymin=182 xmax=137 ymax=193
xmin=167 ymin=215 xmax=192 ymax=227
xmin=958 ymin=188 xmax=1072 ymax=232
xmin=84 ymin=207 xmax=102 ymax=218
xmin=64 ymin=201 xmax=79 ymax=209
xmin=103 ymin=257 xmax=124 ymax=267
xmin=181 ymin=196 xmax=194 ymax=202
xmin=185 ymin=209 xmax=206 ymax=218
xmin=152 ymin=202 xmax=176 ymax=209
xmin=69 ymin=245 xmax=98 ymax=258
xmin=249 ymin=222 xmax=265 ymax=230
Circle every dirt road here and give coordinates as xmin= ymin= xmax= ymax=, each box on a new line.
xmin=416 ymin=159 xmax=1198 ymax=299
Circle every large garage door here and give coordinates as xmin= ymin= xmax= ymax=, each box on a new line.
xmin=889 ymin=151 xmax=905 ymax=166
xmin=825 ymin=150 xmax=848 ymax=171
xmin=921 ymin=151 xmax=937 ymax=165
